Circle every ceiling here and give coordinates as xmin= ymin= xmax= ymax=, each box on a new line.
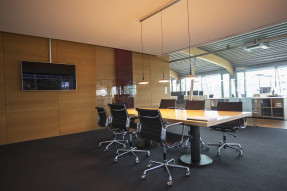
xmin=1 ymin=0 xmax=287 ymax=56
xmin=170 ymin=22 xmax=287 ymax=77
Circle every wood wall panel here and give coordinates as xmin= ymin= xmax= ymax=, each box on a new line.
xmin=3 ymin=33 xmax=60 ymax=144
xmin=54 ymin=40 xmax=95 ymax=62
xmin=133 ymin=52 xmax=152 ymax=108
xmin=150 ymin=55 xmax=170 ymax=107
xmin=3 ymin=33 xmax=49 ymax=86
xmin=53 ymin=40 xmax=96 ymax=85
xmin=54 ymin=40 xmax=98 ymax=135
xmin=95 ymin=46 xmax=116 ymax=110
xmin=0 ymin=32 xmax=6 ymax=145
xmin=6 ymin=110 xmax=59 ymax=143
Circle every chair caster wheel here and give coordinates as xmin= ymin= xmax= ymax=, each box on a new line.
xmin=98 ymin=144 xmax=101 ymax=147
xmin=239 ymin=151 xmax=243 ymax=157
xmin=147 ymin=163 xmax=152 ymax=168
xmin=205 ymin=146 xmax=209 ymax=151
xmin=104 ymin=148 xmax=108 ymax=152
xmin=113 ymin=158 xmax=117 ymax=163
xmin=141 ymin=174 xmax=146 ymax=180
xmin=167 ymin=181 xmax=172 ymax=186
xmin=217 ymin=152 xmax=221 ymax=157
xmin=186 ymin=171 xmax=190 ymax=176
xmin=146 ymin=152 xmax=150 ymax=157
xmin=135 ymin=158 xmax=139 ymax=164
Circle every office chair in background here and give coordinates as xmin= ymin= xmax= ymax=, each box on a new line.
xmin=96 ymin=107 xmax=128 ymax=151
xmin=159 ymin=99 xmax=176 ymax=109
xmin=205 ymin=102 xmax=246 ymax=156
xmin=108 ymin=104 xmax=150 ymax=164
xmin=185 ymin=100 xmax=206 ymax=147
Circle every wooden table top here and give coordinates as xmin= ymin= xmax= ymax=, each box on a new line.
xmin=127 ymin=108 xmax=252 ymax=127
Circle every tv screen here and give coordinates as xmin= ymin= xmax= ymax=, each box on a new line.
xmin=21 ymin=61 xmax=76 ymax=91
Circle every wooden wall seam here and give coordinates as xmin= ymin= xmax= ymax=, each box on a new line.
xmin=1 ymin=32 xmax=7 ymax=144
xmin=149 ymin=55 xmax=153 ymax=106
xmin=53 ymin=39 xmax=61 ymax=137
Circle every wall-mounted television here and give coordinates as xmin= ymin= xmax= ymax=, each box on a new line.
xmin=21 ymin=61 xmax=76 ymax=91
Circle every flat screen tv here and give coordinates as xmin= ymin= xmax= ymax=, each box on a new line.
xmin=21 ymin=61 xmax=76 ymax=91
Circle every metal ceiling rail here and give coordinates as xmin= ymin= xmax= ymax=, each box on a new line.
xmin=169 ymin=33 xmax=287 ymax=63
xmin=139 ymin=0 xmax=181 ymax=22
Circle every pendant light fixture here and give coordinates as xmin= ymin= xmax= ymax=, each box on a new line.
xmin=185 ymin=0 xmax=196 ymax=79
xmin=138 ymin=21 xmax=150 ymax=85
xmin=158 ymin=11 xmax=170 ymax=83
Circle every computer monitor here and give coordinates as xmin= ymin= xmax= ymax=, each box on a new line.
xmin=260 ymin=87 xmax=271 ymax=94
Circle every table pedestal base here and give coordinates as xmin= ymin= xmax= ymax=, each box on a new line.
xmin=180 ymin=154 xmax=213 ymax=166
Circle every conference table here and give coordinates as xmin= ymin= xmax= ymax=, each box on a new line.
xmin=127 ymin=108 xmax=251 ymax=166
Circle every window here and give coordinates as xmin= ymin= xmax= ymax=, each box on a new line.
xmin=237 ymin=72 xmax=245 ymax=97
xmin=245 ymin=68 xmax=275 ymax=97
xmin=202 ymin=74 xmax=221 ymax=98
xmin=223 ymin=73 xmax=229 ymax=97
xmin=277 ymin=66 xmax=287 ymax=96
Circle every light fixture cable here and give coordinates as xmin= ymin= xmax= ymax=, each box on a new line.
xmin=139 ymin=21 xmax=149 ymax=85
xmin=159 ymin=10 xmax=169 ymax=83
xmin=141 ymin=21 xmax=144 ymax=81
xmin=185 ymin=0 xmax=196 ymax=79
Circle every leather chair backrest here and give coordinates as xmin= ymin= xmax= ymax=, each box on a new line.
xmin=108 ymin=104 xmax=128 ymax=131
xmin=95 ymin=107 xmax=107 ymax=127
xmin=185 ymin=100 xmax=205 ymax=110
xmin=216 ymin=102 xmax=244 ymax=127
xmin=136 ymin=108 xmax=165 ymax=143
xmin=217 ymin=102 xmax=242 ymax=112
xmin=159 ymin=99 xmax=176 ymax=109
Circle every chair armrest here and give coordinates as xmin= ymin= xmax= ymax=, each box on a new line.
xmin=167 ymin=107 xmax=177 ymax=109
xmin=165 ymin=122 xmax=186 ymax=146
xmin=130 ymin=116 xmax=139 ymax=120
xmin=165 ymin=122 xmax=183 ymax=128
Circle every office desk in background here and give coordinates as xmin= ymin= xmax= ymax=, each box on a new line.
xmin=127 ymin=108 xmax=251 ymax=166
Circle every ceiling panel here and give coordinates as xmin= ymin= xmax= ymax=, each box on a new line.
xmin=1 ymin=0 xmax=287 ymax=55
xmin=170 ymin=22 xmax=287 ymax=77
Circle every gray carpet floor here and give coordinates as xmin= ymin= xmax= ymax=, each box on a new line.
xmin=0 ymin=126 xmax=287 ymax=191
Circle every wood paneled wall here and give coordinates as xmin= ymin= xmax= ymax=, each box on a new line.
xmin=3 ymin=33 xmax=60 ymax=144
xmin=0 ymin=33 xmax=114 ymax=144
xmin=52 ymin=40 xmax=98 ymax=135
xmin=95 ymin=46 xmax=116 ymax=111
xmin=0 ymin=32 xmax=6 ymax=145
xmin=0 ymin=32 xmax=170 ymax=145
xmin=133 ymin=53 xmax=170 ymax=108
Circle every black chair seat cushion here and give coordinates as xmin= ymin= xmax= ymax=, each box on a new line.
xmin=165 ymin=132 xmax=190 ymax=147
xmin=211 ymin=125 xmax=238 ymax=133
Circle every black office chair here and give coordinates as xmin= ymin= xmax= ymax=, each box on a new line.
xmin=185 ymin=100 xmax=206 ymax=147
xmin=185 ymin=100 xmax=205 ymax=110
xmin=96 ymin=107 xmax=128 ymax=151
xmin=108 ymin=104 xmax=150 ymax=164
xmin=136 ymin=108 xmax=190 ymax=186
xmin=206 ymin=102 xmax=246 ymax=156
xmin=159 ymin=99 xmax=176 ymax=109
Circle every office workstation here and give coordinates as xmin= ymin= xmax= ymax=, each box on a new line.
xmin=1 ymin=0 xmax=287 ymax=190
